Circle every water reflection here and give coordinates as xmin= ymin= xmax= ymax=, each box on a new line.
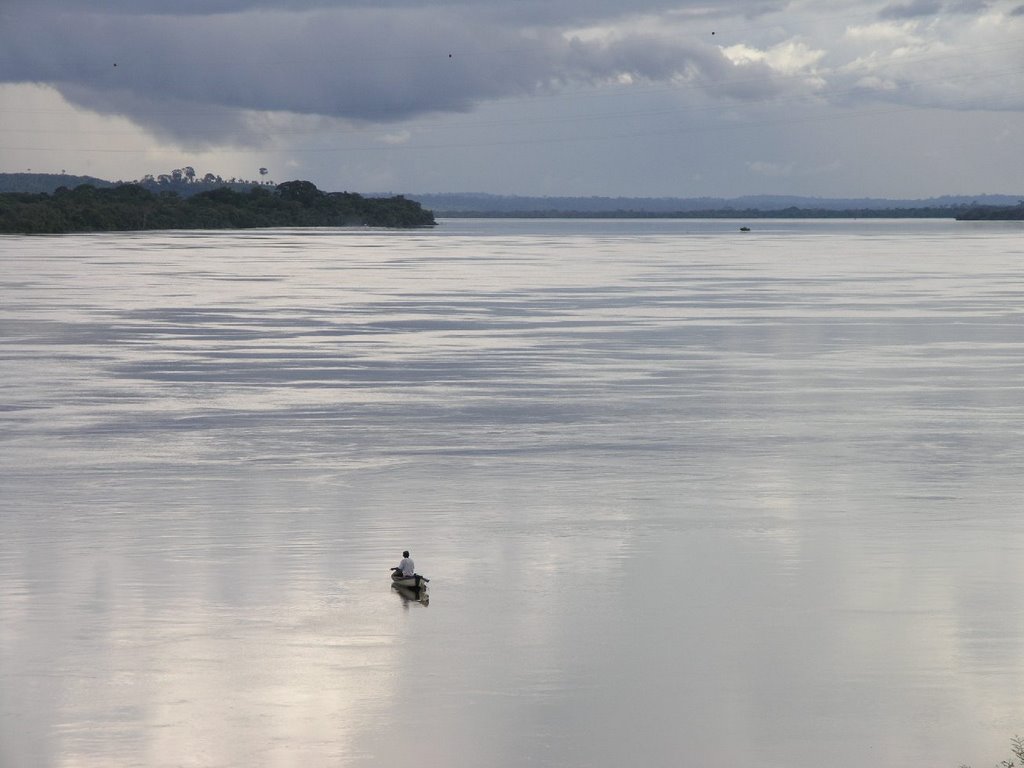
xmin=3 ymin=221 xmax=1024 ymax=768
xmin=392 ymin=583 xmax=430 ymax=606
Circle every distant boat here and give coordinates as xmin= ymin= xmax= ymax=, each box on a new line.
xmin=740 ymin=226 xmax=751 ymax=231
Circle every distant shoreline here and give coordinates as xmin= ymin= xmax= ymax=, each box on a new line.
xmin=2 ymin=173 xmax=1022 ymax=224
xmin=435 ymin=208 xmax=972 ymax=220
xmin=411 ymin=191 xmax=1024 ymax=220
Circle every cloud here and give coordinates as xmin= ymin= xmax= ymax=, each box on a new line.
xmin=837 ymin=3 xmax=1024 ymax=111
xmin=746 ymin=159 xmax=794 ymax=177
xmin=844 ymin=20 xmax=924 ymax=44
xmin=3 ymin=1 xmax=1021 ymax=134
xmin=878 ymin=0 xmax=996 ymax=15
xmin=1 ymin=0 xmax=1023 ymax=198
xmin=1 ymin=7 xmax=542 ymax=119
xmin=947 ymin=0 xmax=991 ymax=11
xmin=0 ymin=2 xmax=823 ymax=143
xmin=377 ymin=130 xmax=411 ymax=145
xmin=722 ymin=41 xmax=826 ymax=76
xmin=879 ymin=0 xmax=943 ymax=18
xmin=14 ymin=0 xmax=760 ymax=26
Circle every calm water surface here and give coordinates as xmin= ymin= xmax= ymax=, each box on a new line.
xmin=2 ymin=219 xmax=1024 ymax=767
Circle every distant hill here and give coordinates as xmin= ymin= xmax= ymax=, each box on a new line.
xmin=408 ymin=192 xmax=1024 ymax=217
xmin=0 ymin=173 xmax=115 ymax=194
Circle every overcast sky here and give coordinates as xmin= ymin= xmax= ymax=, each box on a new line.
xmin=1 ymin=0 xmax=1022 ymax=197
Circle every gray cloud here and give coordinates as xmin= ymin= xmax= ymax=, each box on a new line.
xmin=2 ymin=0 xmax=1023 ymax=197
xmin=14 ymin=0 xmax=755 ymax=26
xmin=879 ymin=0 xmax=943 ymax=18
xmin=877 ymin=0 xmax=989 ymax=15
xmin=947 ymin=0 xmax=991 ymax=11
xmin=0 ymin=4 xmax=799 ymax=143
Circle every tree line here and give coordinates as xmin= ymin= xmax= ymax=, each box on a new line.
xmin=135 ymin=166 xmax=276 ymax=195
xmin=955 ymin=202 xmax=1024 ymax=220
xmin=0 ymin=180 xmax=436 ymax=233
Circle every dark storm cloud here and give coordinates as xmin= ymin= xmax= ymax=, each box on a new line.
xmin=4 ymin=0 xmax=1021 ymax=157
xmin=15 ymin=0 xmax=754 ymax=25
xmin=0 ymin=3 xmax=791 ymax=142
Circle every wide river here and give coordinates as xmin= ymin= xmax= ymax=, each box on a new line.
xmin=2 ymin=219 xmax=1023 ymax=768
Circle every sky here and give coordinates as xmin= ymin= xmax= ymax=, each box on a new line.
xmin=0 ymin=0 xmax=1022 ymax=198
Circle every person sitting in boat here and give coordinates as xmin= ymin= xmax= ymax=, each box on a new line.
xmin=392 ymin=551 xmax=415 ymax=578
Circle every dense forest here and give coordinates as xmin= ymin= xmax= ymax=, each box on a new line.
xmin=0 ymin=180 xmax=435 ymax=233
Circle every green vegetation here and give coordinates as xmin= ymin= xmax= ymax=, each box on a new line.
xmin=0 ymin=180 xmax=435 ymax=233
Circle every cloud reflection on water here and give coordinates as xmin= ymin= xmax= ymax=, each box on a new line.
xmin=2 ymin=221 xmax=1024 ymax=767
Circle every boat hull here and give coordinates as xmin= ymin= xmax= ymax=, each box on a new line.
xmin=391 ymin=573 xmax=426 ymax=588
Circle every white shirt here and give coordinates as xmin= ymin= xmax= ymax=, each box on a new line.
xmin=398 ymin=557 xmax=415 ymax=577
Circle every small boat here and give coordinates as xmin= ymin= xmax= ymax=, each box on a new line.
xmin=391 ymin=572 xmax=429 ymax=589
xmin=739 ymin=226 xmax=751 ymax=232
